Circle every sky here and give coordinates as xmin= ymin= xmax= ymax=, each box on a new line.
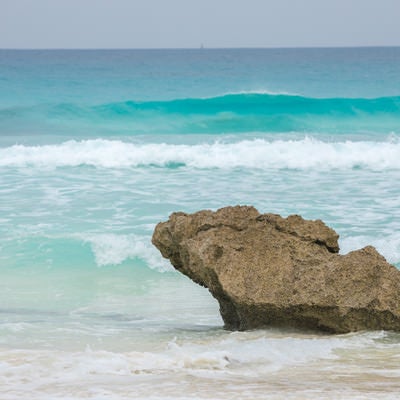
xmin=1 ymin=0 xmax=399 ymax=49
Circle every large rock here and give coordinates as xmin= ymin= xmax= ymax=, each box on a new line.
xmin=152 ymin=206 xmax=400 ymax=333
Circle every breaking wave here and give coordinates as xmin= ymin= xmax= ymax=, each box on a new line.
xmin=1 ymin=93 xmax=400 ymax=134
xmin=80 ymin=233 xmax=172 ymax=271
xmin=1 ymin=137 xmax=400 ymax=171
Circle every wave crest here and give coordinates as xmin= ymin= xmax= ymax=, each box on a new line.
xmin=1 ymin=137 xmax=400 ymax=171
xmin=2 ymin=93 xmax=400 ymax=134
xmin=79 ymin=233 xmax=172 ymax=271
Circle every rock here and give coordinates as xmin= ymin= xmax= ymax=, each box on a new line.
xmin=152 ymin=206 xmax=400 ymax=333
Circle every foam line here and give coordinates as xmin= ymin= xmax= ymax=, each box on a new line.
xmin=1 ymin=137 xmax=400 ymax=170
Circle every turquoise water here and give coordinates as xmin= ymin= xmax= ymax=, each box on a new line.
xmin=2 ymin=93 xmax=400 ymax=137
xmin=1 ymin=48 xmax=400 ymax=399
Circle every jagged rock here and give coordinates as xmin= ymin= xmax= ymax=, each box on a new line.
xmin=152 ymin=206 xmax=400 ymax=333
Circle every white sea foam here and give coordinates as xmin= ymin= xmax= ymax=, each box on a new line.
xmin=1 ymin=137 xmax=400 ymax=170
xmin=340 ymin=232 xmax=400 ymax=265
xmin=79 ymin=233 xmax=172 ymax=271
xmin=208 ymin=89 xmax=299 ymax=97
xmin=0 ymin=335 xmax=341 ymax=382
xmin=1 ymin=331 xmax=398 ymax=400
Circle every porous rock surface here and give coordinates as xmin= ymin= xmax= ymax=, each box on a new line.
xmin=152 ymin=206 xmax=400 ymax=333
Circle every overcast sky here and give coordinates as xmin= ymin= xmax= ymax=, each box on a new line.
xmin=1 ymin=0 xmax=399 ymax=49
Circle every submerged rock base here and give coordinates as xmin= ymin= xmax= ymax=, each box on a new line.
xmin=152 ymin=206 xmax=400 ymax=333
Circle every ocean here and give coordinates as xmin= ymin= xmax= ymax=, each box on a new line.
xmin=1 ymin=47 xmax=400 ymax=399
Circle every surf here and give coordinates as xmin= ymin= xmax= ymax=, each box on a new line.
xmin=1 ymin=93 xmax=400 ymax=135
xmin=1 ymin=137 xmax=400 ymax=171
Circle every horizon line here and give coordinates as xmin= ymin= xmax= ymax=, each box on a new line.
xmin=1 ymin=45 xmax=400 ymax=51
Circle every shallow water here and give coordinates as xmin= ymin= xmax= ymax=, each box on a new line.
xmin=2 ymin=330 xmax=400 ymax=399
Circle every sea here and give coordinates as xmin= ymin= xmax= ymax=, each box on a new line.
xmin=1 ymin=47 xmax=400 ymax=399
